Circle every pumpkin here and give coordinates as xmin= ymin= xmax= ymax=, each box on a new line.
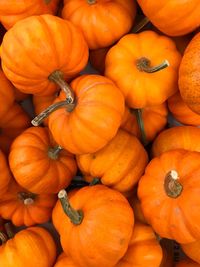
xmin=181 ymin=240 xmax=200 ymax=264
xmin=128 ymin=194 xmax=147 ymax=224
xmin=105 ymin=30 xmax=181 ymax=109
xmin=152 ymin=126 xmax=200 ymax=157
xmin=168 ymin=92 xmax=200 ymax=126
xmin=175 ymin=259 xmax=200 ymax=267
xmin=179 ymin=33 xmax=200 ymax=114
xmin=0 ymin=149 xmax=12 ymax=195
xmin=0 ymin=102 xmax=31 ymax=155
xmin=138 ymin=149 xmax=200 ymax=244
xmin=0 ymin=226 xmax=56 ymax=267
xmin=62 ymin=0 xmax=136 ymax=50
xmin=1 ymin=14 xmax=89 ymax=96
xmin=54 ymin=253 xmax=77 ymax=267
xmin=52 ymin=185 xmax=134 ymax=267
xmin=121 ymin=103 xmax=168 ymax=144
xmin=89 ymin=47 xmax=110 ymax=74
xmin=9 ymin=126 xmax=77 ymax=194
xmin=0 ymin=0 xmax=60 ymax=30
xmin=137 ymin=1 xmax=200 ymax=36
xmin=76 ymin=129 xmax=148 ymax=195
xmin=0 ymin=180 xmax=56 ymax=227
xmin=115 ymin=222 xmax=163 ymax=267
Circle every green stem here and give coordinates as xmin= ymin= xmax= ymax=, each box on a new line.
xmin=136 ymin=58 xmax=169 ymax=73
xmin=0 ymin=232 xmax=7 ymax=245
xmin=132 ymin=109 xmax=147 ymax=146
xmin=132 ymin=17 xmax=150 ymax=33
xmin=4 ymin=223 xmax=14 ymax=239
xmin=164 ymin=170 xmax=183 ymax=198
xmin=48 ymin=145 xmax=62 ymax=160
xmin=89 ymin=178 xmax=101 ymax=186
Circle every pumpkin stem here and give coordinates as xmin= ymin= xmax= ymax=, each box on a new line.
xmin=4 ymin=223 xmax=14 ymax=239
xmin=58 ymin=189 xmax=83 ymax=225
xmin=0 ymin=232 xmax=8 ymax=245
xmin=89 ymin=178 xmax=101 ymax=186
xmin=31 ymin=101 xmax=75 ymax=126
xmin=136 ymin=57 xmax=169 ymax=73
xmin=48 ymin=145 xmax=62 ymax=160
xmin=48 ymin=70 xmax=75 ymax=104
xmin=132 ymin=17 xmax=150 ymax=33
xmin=87 ymin=0 xmax=96 ymax=4
xmin=164 ymin=170 xmax=183 ymax=198
xmin=131 ymin=109 xmax=148 ymax=146
xmin=18 ymin=192 xmax=36 ymax=205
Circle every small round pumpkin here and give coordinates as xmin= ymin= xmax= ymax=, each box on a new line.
xmin=105 ymin=30 xmax=181 ymax=109
xmin=76 ymin=129 xmax=148 ymax=195
xmin=54 ymin=253 xmax=77 ymax=267
xmin=181 ymin=240 xmax=200 ymax=265
xmin=52 ymin=185 xmax=134 ymax=267
xmin=175 ymin=259 xmax=200 ymax=267
xmin=0 ymin=149 xmax=12 ymax=195
xmin=138 ymin=149 xmax=200 ymax=244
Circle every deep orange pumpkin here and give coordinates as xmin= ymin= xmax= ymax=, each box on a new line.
xmin=138 ymin=149 xmax=200 ymax=243
xmin=52 ymin=185 xmax=134 ymax=267
xmin=0 ymin=149 xmax=12 ymax=195
xmin=175 ymin=259 xmax=200 ymax=267
xmin=182 ymin=240 xmax=200 ymax=265
xmin=105 ymin=30 xmax=181 ymax=109
xmin=54 ymin=253 xmax=77 ymax=267
xmin=1 ymin=14 xmax=89 ymax=96
xmin=9 ymin=127 xmax=77 ymax=194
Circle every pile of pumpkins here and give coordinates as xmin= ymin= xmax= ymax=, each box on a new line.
xmin=0 ymin=0 xmax=199 ymax=267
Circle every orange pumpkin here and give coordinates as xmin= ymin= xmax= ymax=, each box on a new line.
xmin=89 ymin=47 xmax=110 ymax=74
xmin=54 ymin=253 xmax=77 ymax=267
xmin=179 ymin=32 xmax=200 ymax=114
xmin=62 ymin=0 xmax=136 ymax=49
xmin=0 ymin=0 xmax=60 ymax=29
xmin=105 ymin=31 xmax=181 ymax=109
xmin=9 ymin=127 xmax=77 ymax=194
xmin=168 ymin=92 xmax=200 ymax=126
xmin=52 ymin=185 xmax=134 ymax=267
xmin=115 ymin=222 xmax=163 ymax=267
xmin=0 ymin=102 xmax=31 ymax=155
xmin=0 ymin=149 xmax=12 ymax=195
xmin=0 ymin=226 xmax=56 ymax=267
xmin=0 ymin=180 xmax=56 ymax=226
xmin=138 ymin=149 xmax=200 ymax=243
xmin=1 ymin=14 xmax=88 ymax=96
xmin=76 ymin=129 xmax=148 ymax=195
xmin=152 ymin=126 xmax=200 ymax=157
xmin=137 ymin=1 xmax=200 ymax=36
xmin=182 ymin=240 xmax=200 ymax=265
xmin=175 ymin=259 xmax=200 ymax=267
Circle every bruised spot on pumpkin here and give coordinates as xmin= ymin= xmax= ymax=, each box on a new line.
xmin=119 ymin=238 xmax=126 ymax=245
xmin=92 ymin=154 xmax=96 ymax=159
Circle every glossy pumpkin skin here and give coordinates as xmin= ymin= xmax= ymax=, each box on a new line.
xmin=179 ymin=33 xmax=200 ymax=114
xmin=0 ymin=226 xmax=56 ymax=267
xmin=168 ymin=92 xmax=200 ymax=126
xmin=0 ymin=149 xmax=12 ymax=195
xmin=49 ymin=75 xmax=125 ymax=154
xmin=182 ymin=240 xmax=200 ymax=264
xmin=0 ymin=0 xmax=60 ymax=30
xmin=115 ymin=222 xmax=163 ymax=267
xmin=1 ymin=15 xmax=89 ymax=96
xmin=89 ymin=47 xmax=110 ymax=74
xmin=137 ymin=0 xmax=200 ymax=36
xmin=138 ymin=149 xmax=200 ymax=244
xmin=105 ymin=31 xmax=181 ymax=109
xmin=175 ymin=259 xmax=200 ymax=267
xmin=0 ymin=102 xmax=31 ymax=155
xmin=76 ymin=129 xmax=148 ymax=195
xmin=54 ymin=253 xmax=77 ymax=267
xmin=52 ymin=185 xmax=134 ymax=267
xmin=9 ymin=127 xmax=77 ymax=194
xmin=152 ymin=126 xmax=200 ymax=157
xmin=62 ymin=0 xmax=136 ymax=50
xmin=0 ymin=180 xmax=56 ymax=226
xmin=121 ymin=103 xmax=168 ymax=142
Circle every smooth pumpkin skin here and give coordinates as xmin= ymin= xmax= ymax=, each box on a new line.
xmin=0 ymin=180 xmax=56 ymax=227
xmin=168 ymin=92 xmax=200 ymax=126
xmin=0 ymin=102 xmax=31 ymax=155
xmin=54 ymin=253 xmax=77 ymax=267
xmin=62 ymin=0 xmax=136 ymax=50
xmin=0 ymin=149 xmax=12 ymax=195
xmin=1 ymin=14 xmax=89 ymax=96
xmin=49 ymin=74 xmax=125 ymax=155
xmin=152 ymin=126 xmax=200 ymax=157
xmin=52 ymin=185 xmax=134 ymax=267
xmin=137 ymin=0 xmax=200 ymax=36
xmin=115 ymin=222 xmax=163 ymax=267
xmin=175 ymin=259 xmax=200 ymax=267
xmin=0 ymin=226 xmax=56 ymax=267
xmin=105 ymin=31 xmax=181 ymax=109
xmin=181 ymin=240 xmax=200 ymax=264
xmin=179 ymin=33 xmax=200 ymax=114
xmin=9 ymin=127 xmax=77 ymax=194
xmin=138 ymin=149 xmax=200 ymax=244
xmin=76 ymin=129 xmax=148 ymax=195
xmin=0 ymin=0 xmax=60 ymax=30
xmin=121 ymin=103 xmax=168 ymax=143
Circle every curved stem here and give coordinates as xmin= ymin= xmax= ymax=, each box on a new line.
xmin=136 ymin=57 xmax=169 ymax=73
xmin=132 ymin=17 xmax=150 ymax=33
xmin=18 ymin=192 xmax=36 ymax=205
xmin=87 ymin=0 xmax=96 ymax=4
xmin=0 ymin=232 xmax=7 ymax=245
xmin=31 ymin=101 xmax=75 ymax=126
xmin=4 ymin=223 xmax=14 ymax=239
xmin=132 ymin=109 xmax=147 ymax=146
xmin=48 ymin=145 xmax=62 ymax=160
xmin=58 ymin=190 xmax=83 ymax=225
xmin=164 ymin=170 xmax=183 ymax=198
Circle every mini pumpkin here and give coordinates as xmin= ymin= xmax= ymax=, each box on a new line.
xmin=175 ymin=259 xmax=200 ymax=267
xmin=54 ymin=253 xmax=77 ymax=267
xmin=181 ymin=240 xmax=200 ymax=265
xmin=0 ymin=149 xmax=12 ymax=195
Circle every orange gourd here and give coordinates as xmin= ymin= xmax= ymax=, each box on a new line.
xmin=54 ymin=253 xmax=77 ymax=267
xmin=138 ymin=149 xmax=200 ymax=243
xmin=152 ymin=126 xmax=200 ymax=157
xmin=137 ymin=1 xmax=200 ymax=36
xmin=9 ymin=127 xmax=77 ymax=194
xmin=76 ymin=129 xmax=148 ymax=195
xmin=62 ymin=0 xmax=136 ymax=49
xmin=1 ymin=14 xmax=88 ymax=96
xmin=175 ymin=259 xmax=200 ymax=267
xmin=52 ymin=185 xmax=134 ymax=267
xmin=105 ymin=31 xmax=181 ymax=109
xmin=179 ymin=33 xmax=200 ymax=114
xmin=0 ymin=0 xmax=60 ymax=29
xmin=182 ymin=240 xmax=200 ymax=265
xmin=0 ymin=149 xmax=12 ymax=195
